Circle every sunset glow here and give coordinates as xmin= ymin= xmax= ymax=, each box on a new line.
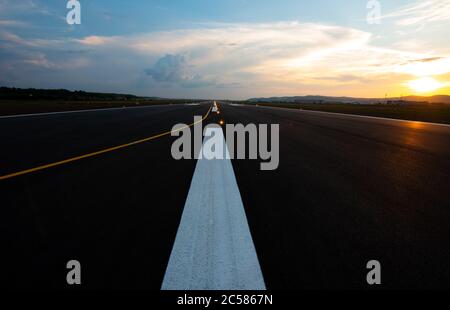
xmin=408 ymin=77 xmax=445 ymax=93
xmin=0 ymin=0 xmax=449 ymax=99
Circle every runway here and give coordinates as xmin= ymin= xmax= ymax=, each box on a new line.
xmin=1 ymin=101 xmax=449 ymax=289
xmin=221 ymin=103 xmax=450 ymax=289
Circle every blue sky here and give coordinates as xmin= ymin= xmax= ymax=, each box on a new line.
xmin=1 ymin=0 xmax=450 ymax=99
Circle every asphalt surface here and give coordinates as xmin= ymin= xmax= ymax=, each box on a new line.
xmin=1 ymin=102 xmax=450 ymax=289
xmin=1 ymin=103 xmax=212 ymax=289
xmin=221 ymin=103 xmax=450 ymax=289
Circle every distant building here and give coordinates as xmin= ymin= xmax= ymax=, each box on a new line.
xmin=386 ymin=100 xmax=429 ymax=105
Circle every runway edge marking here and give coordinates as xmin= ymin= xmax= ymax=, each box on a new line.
xmin=0 ymin=106 xmax=211 ymax=181
xmin=0 ymin=103 xmax=203 ymax=119
xmin=245 ymin=104 xmax=450 ymax=128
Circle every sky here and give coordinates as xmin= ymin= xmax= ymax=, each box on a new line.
xmin=1 ymin=0 xmax=450 ymax=99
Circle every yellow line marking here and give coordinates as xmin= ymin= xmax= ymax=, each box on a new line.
xmin=0 ymin=106 xmax=212 ymax=181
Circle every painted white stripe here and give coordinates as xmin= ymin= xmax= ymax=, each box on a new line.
xmin=0 ymin=105 xmax=160 ymax=119
xmin=162 ymin=128 xmax=266 ymax=291
xmin=296 ymin=108 xmax=450 ymax=127
xmin=0 ymin=103 xmax=206 ymax=119
xmin=245 ymin=104 xmax=450 ymax=128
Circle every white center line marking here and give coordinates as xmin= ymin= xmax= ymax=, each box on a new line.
xmin=162 ymin=128 xmax=266 ymax=291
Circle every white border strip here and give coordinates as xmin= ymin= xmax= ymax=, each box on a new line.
xmin=241 ymin=104 xmax=450 ymax=128
xmin=0 ymin=103 xmax=206 ymax=119
xmin=0 ymin=105 xmax=161 ymax=119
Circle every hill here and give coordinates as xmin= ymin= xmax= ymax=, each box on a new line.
xmin=0 ymin=87 xmax=157 ymax=101
xmin=248 ymin=95 xmax=450 ymax=105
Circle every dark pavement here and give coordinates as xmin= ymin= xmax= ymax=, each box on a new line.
xmin=1 ymin=102 xmax=449 ymax=289
xmin=221 ymin=103 xmax=450 ymax=289
xmin=1 ymin=103 xmax=211 ymax=289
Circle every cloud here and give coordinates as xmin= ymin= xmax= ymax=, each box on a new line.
xmin=0 ymin=0 xmax=51 ymax=16
xmin=396 ymin=56 xmax=450 ymax=77
xmin=409 ymin=57 xmax=443 ymax=63
xmin=145 ymin=54 xmax=189 ymax=83
xmin=23 ymin=53 xmax=59 ymax=69
xmin=2 ymin=21 xmax=450 ymax=98
xmin=384 ymin=0 xmax=450 ymax=26
xmin=313 ymin=74 xmax=371 ymax=83
xmin=145 ymin=54 xmax=215 ymax=88
xmin=0 ymin=30 xmax=37 ymax=47
xmin=0 ymin=0 xmax=37 ymax=11
xmin=0 ymin=19 xmax=28 ymax=27
xmin=76 ymin=36 xmax=118 ymax=46
xmin=73 ymin=22 xmax=378 ymax=88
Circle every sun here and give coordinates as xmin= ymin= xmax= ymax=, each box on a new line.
xmin=408 ymin=77 xmax=444 ymax=93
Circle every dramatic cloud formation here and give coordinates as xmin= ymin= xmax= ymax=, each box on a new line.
xmin=145 ymin=54 xmax=215 ymax=88
xmin=108 ymin=22 xmax=449 ymax=96
xmin=146 ymin=54 xmax=189 ymax=83
xmin=1 ymin=0 xmax=449 ymax=98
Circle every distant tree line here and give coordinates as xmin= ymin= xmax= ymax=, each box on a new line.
xmin=0 ymin=87 xmax=141 ymax=101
